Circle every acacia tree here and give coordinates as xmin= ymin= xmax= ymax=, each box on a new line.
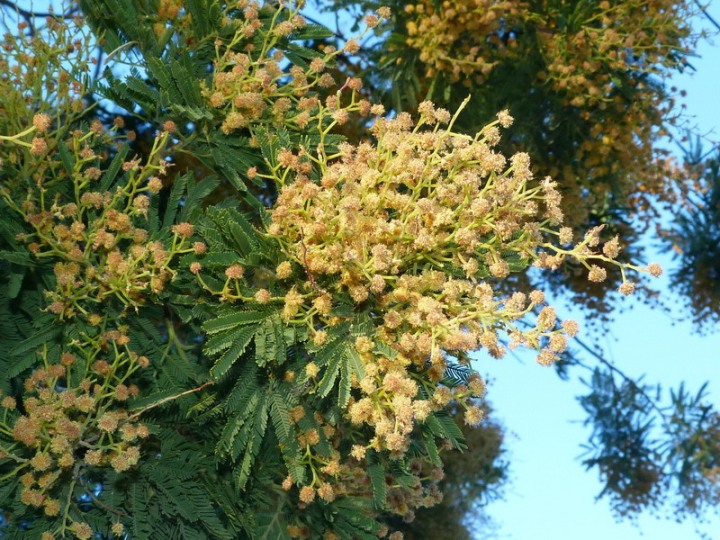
xmin=0 ymin=2 xmax=716 ymax=539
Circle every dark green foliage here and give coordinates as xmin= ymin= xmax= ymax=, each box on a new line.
xmin=667 ymin=147 xmax=720 ymax=329
xmin=580 ymin=369 xmax=720 ymax=518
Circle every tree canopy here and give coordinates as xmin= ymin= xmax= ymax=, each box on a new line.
xmin=0 ymin=1 xmax=718 ymax=539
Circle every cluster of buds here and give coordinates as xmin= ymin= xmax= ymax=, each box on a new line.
xmin=2 ymin=126 xmax=202 ymax=320
xmin=536 ymin=0 xmax=693 ymax=202
xmin=280 ymin=403 xmax=446 ymax=536
xmin=397 ymin=0 xmax=696 ymax=228
xmin=0 ymin=334 xmax=150 ymax=531
xmin=267 ymin=100 xmax=655 ymax=368
xmin=203 ymin=2 xmax=389 ymax=136
xmin=539 ymin=0 xmax=693 ymax=108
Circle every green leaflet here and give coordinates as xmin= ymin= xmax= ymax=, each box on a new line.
xmin=206 ymin=206 xmax=262 ymax=258
xmin=190 ymin=251 xmax=243 ymax=270
xmin=268 ymin=387 xmax=305 ymax=483
xmin=170 ymin=103 xmax=215 ymax=121
xmin=503 ymin=251 xmax=531 ymax=273
xmin=204 ymin=324 xmax=253 ymax=356
xmin=58 ymin=139 xmax=75 ymax=176
xmin=79 ymin=0 xmax=161 ymax=54
xmin=292 ymin=23 xmax=335 ymax=41
xmin=130 ymin=480 xmax=154 ymax=539
xmin=218 ymin=362 xmax=265 ymax=465
xmin=219 ymin=363 xmax=304 ymax=490
xmin=162 ymin=172 xmax=190 ymax=230
xmin=421 ymin=428 xmax=442 ymax=467
xmin=8 ymin=323 xmax=62 ymax=378
xmin=224 ymin=361 xmax=261 ymax=413
xmin=327 ymin=497 xmax=381 ymax=540
xmin=200 ymin=206 xmax=281 ymax=269
xmin=99 ymin=70 xmax=163 ymax=117
xmin=145 ymin=54 xmax=205 ymax=112
xmin=210 ymin=325 xmax=258 ymax=380
xmin=203 ymin=309 xmax=287 ymax=379
xmin=254 ymin=314 xmax=286 ymax=366
xmin=441 ymin=362 xmax=473 ymax=388
xmin=203 ymin=307 xmax=282 ymax=380
xmin=425 ymin=411 xmax=467 ymax=451
xmin=6 ymin=267 xmax=25 ymax=299
xmin=254 ymin=125 xmax=292 ymax=169
xmin=203 ymin=308 xmax=275 ymax=335
xmin=151 ymin=470 xmax=231 ymax=538
xmin=315 ymin=334 xmax=366 ymax=407
xmin=233 ymin=391 xmax=268 ymax=489
xmin=367 ymin=463 xmax=387 ymax=510
xmin=125 ymin=72 xmax=162 ymax=103
xmin=315 ymin=337 xmax=347 ymax=399
xmin=206 ymin=135 xmax=259 ymax=191
xmin=184 ymin=0 xmax=223 ymax=41
xmin=0 ymin=250 xmax=34 ymax=266
xmin=99 ymin=143 xmax=131 ymax=192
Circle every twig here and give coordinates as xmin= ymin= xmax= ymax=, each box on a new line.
xmin=129 ymin=381 xmax=214 ymax=420
xmin=79 ymin=477 xmax=129 ymax=518
xmin=0 ymin=0 xmax=78 ymax=37
xmin=298 ymin=228 xmax=322 ymax=293
xmin=570 ymin=333 xmax=669 ymax=421
xmin=694 ymin=0 xmax=720 ymax=32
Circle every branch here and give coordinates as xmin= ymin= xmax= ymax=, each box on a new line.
xmin=0 ymin=0 xmax=78 ymax=36
xmin=568 ymin=332 xmax=670 ymax=422
xmin=128 ymin=381 xmax=214 ymax=420
xmin=79 ymin=477 xmax=129 ymax=518
xmin=0 ymin=0 xmax=77 ymax=20
xmin=694 ymin=0 xmax=720 ymax=32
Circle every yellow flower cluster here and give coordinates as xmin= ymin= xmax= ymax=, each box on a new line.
xmin=2 ymin=127 xmax=201 ymax=320
xmin=271 ymin=103 xmax=643 ymax=343
xmin=265 ymin=100 xmax=657 ymax=453
xmin=0 ymin=335 xmax=149 ymax=532
xmin=203 ymin=2 xmax=389 ymax=138
xmin=281 ymin=404 xmax=445 ymax=534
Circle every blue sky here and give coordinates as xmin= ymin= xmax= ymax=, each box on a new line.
xmin=480 ymin=6 xmax=720 ymax=539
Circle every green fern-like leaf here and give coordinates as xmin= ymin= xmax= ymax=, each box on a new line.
xmin=203 ymin=307 xmax=274 ymax=335
xmin=210 ymin=325 xmax=258 ymax=380
xmin=315 ymin=334 xmax=366 ymax=407
xmin=254 ymin=314 xmax=287 ymax=367
xmin=268 ymin=388 xmax=305 ymax=483
xmin=367 ymin=463 xmax=387 ymax=510
xmin=233 ymin=392 xmax=268 ymax=489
